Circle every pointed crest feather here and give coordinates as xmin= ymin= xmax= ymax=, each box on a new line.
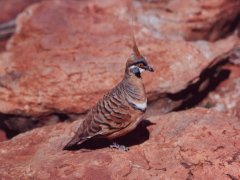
xmin=132 ymin=33 xmax=141 ymax=58
xmin=130 ymin=10 xmax=142 ymax=59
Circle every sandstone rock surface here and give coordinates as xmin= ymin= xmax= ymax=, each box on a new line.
xmin=0 ymin=0 xmax=41 ymax=49
xmin=0 ymin=1 xmax=239 ymax=178
xmin=134 ymin=0 xmax=240 ymax=41
xmin=0 ymin=0 xmax=41 ymax=23
xmin=0 ymin=0 xmax=239 ymax=117
xmin=201 ymin=65 xmax=240 ymax=117
xmin=0 ymin=108 xmax=239 ymax=179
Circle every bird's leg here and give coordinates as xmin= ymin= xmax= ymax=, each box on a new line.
xmin=109 ymin=142 xmax=129 ymax=151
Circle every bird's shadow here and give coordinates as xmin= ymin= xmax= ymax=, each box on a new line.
xmin=65 ymin=119 xmax=155 ymax=151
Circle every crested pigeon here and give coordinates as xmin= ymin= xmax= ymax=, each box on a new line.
xmin=63 ymin=38 xmax=154 ymax=150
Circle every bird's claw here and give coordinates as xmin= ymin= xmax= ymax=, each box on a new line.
xmin=110 ymin=142 xmax=129 ymax=151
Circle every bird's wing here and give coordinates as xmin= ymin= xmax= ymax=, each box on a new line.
xmin=93 ymin=93 xmax=132 ymax=136
xmin=63 ymin=89 xmax=131 ymax=150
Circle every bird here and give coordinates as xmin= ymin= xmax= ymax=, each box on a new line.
xmin=63 ymin=36 xmax=154 ymax=151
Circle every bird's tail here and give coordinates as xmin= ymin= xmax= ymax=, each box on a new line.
xmin=63 ymin=134 xmax=86 ymax=150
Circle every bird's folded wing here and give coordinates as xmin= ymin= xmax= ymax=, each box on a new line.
xmin=91 ymin=94 xmax=132 ymax=136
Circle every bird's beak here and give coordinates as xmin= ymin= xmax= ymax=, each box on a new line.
xmin=146 ymin=65 xmax=154 ymax=72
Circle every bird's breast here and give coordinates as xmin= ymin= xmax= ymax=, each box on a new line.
xmin=128 ymin=99 xmax=147 ymax=112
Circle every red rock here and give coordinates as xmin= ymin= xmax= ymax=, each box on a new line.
xmin=0 ymin=2 xmax=239 ymax=178
xmin=0 ymin=130 xmax=7 ymax=142
xmin=0 ymin=0 xmax=238 ymax=117
xmin=200 ymin=65 xmax=240 ymax=117
xmin=0 ymin=0 xmax=40 ymax=23
xmin=134 ymin=0 xmax=240 ymax=41
xmin=0 ymin=40 xmax=7 ymax=52
xmin=0 ymin=1 xmax=41 ymax=53
xmin=236 ymin=101 xmax=240 ymax=118
xmin=0 ymin=108 xmax=239 ymax=179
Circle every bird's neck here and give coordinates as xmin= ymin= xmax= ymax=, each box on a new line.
xmin=122 ymin=73 xmax=146 ymax=101
xmin=123 ymin=73 xmax=143 ymax=85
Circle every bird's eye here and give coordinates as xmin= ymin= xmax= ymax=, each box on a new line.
xmin=138 ymin=63 xmax=144 ymax=68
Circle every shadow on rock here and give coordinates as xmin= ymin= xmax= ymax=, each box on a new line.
xmin=166 ymin=47 xmax=239 ymax=111
xmin=0 ymin=112 xmax=81 ymax=140
xmin=169 ymin=68 xmax=230 ymax=111
xmin=65 ymin=119 xmax=155 ymax=151
xmin=147 ymin=46 xmax=240 ymax=116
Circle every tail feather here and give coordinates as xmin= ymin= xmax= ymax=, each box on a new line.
xmin=63 ymin=135 xmax=86 ymax=150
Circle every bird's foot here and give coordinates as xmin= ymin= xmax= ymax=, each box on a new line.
xmin=110 ymin=142 xmax=129 ymax=151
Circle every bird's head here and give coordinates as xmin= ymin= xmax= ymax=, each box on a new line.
xmin=125 ymin=37 xmax=154 ymax=78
